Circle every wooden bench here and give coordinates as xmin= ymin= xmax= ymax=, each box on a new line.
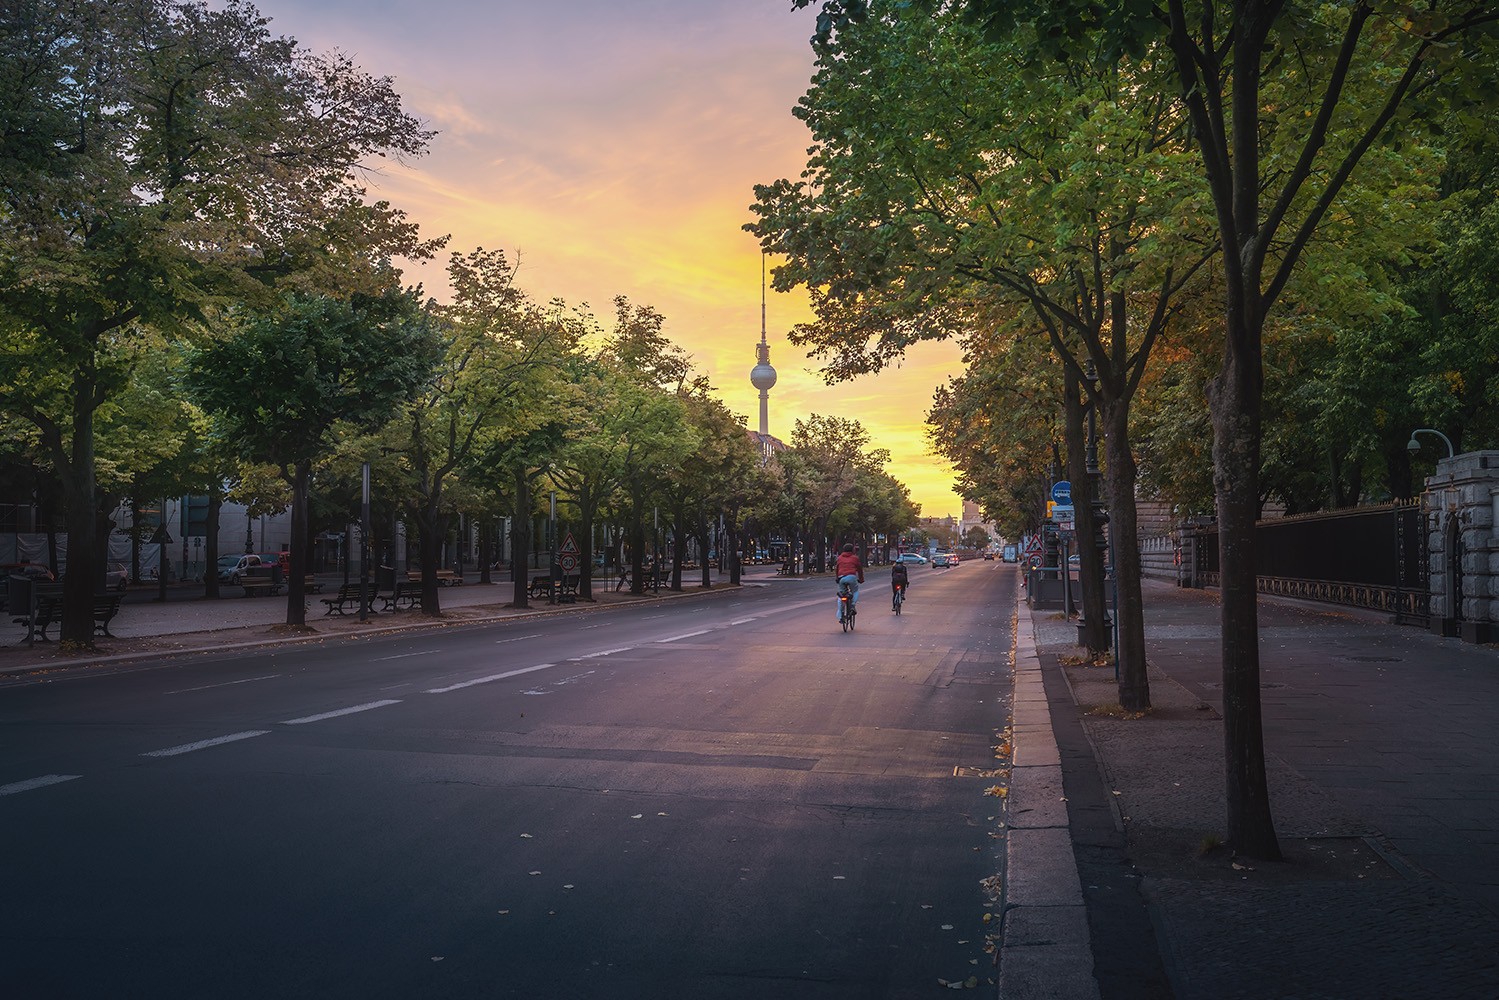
xmin=13 ymin=593 xmax=124 ymax=641
xmin=530 ymin=574 xmax=580 ymax=601
xmin=241 ymin=578 xmax=282 ymax=597
xmin=304 ymin=576 xmax=325 ymax=594
xmin=382 ymin=580 xmax=421 ymax=612
xmin=320 ymin=582 xmax=378 ymax=616
xmin=407 ymin=570 xmax=463 ymax=587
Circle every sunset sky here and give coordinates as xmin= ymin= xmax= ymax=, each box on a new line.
xmin=252 ymin=0 xmax=965 ymax=517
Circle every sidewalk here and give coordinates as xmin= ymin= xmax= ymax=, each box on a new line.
xmin=1 ymin=566 xmax=793 ymax=677
xmin=1003 ymin=579 xmax=1499 ymax=999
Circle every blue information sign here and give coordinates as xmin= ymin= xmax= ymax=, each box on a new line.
xmin=1050 ymin=480 xmax=1072 ymax=505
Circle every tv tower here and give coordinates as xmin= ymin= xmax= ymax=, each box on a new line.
xmin=749 ymin=256 xmax=777 ymax=438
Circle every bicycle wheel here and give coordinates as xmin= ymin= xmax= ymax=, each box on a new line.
xmin=894 ymin=592 xmax=902 ymax=615
xmin=848 ymin=605 xmax=856 ymax=630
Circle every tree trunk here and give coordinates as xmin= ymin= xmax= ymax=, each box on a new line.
xmin=58 ymin=382 xmax=98 ymax=647
xmin=286 ymin=461 xmax=310 ymax=627
xmin=1065 ymin=367 xmax=1110 ymax=655
xmin=418 ymin=494 xmax=444 ymax=615
xmin=669 ymin=506 xmax=685 ymax=591
xmin=1212 ymin=322 xmax=1281 ymax=861
xmin=511 ymin=469 xmax=531 ymax=608
xmin=629 ymin=490 xmax=647 ymax=596
xmin=1101 ymin=400 xmax=1150 ymax=712
xmin=479 ymin=519 xmax=493 ymax=585
xmin=727 ymin=514 xmax=742 ymax=585
xmin=205 ymin=485 xmax=221 ymax=599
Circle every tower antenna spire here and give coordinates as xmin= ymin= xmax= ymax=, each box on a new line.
xmin=749 ymin=253 xmax=778 ymax=441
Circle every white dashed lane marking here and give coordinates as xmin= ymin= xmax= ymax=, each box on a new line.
xmin=658 ymin=630 xmax=711 ymax=643
xmin=140 ymin=731 xmax=271 ymax=758
xmin=425 ymin=664 xmax=555 ymax=694
xmin=0 ymin=774 xmax=82 ymax=796
xmin=165 ymin=674 xmax=281 ymax=695
xmin=280 ymin=701 xmax=402 ymax=726
xmin=495 ymin=634 xmax=543 ymax=644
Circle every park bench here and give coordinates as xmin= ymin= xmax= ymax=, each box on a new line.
xmin=13 ymin=592 xmax=124 ymax=641
xmin=382 ymin=580 xmax=421 ymax=612
xmin=529 ymin=574 xmax=580 ymax=601
xmin=320 ymin=582 xmax=379 ymax=616
xmin=407 ymin=569 xmax=463 ymax=587
xmin=240 ymin=578 xmax=282 ymax=598
xmin=304 ymin=576 xmax=325 ymax=594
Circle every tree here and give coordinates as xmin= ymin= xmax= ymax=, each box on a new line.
xmin=396 ymin=249 xmax=574 ymax=614
xmin=185 ymin=289 xmax=441 ymax=626
xmin=949 ymin=0 xmax=1499 ymax=858
xmin=0 ymin=0 xmax=437 ymax=645
xmin=754 ymin=4 xmax=1212 ymax=696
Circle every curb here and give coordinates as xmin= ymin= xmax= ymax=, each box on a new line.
xmin=998 ymin=595 xmax=1100 ymax=1000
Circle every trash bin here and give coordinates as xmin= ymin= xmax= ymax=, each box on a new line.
xmin=378 ymin=565 xmax=396 ymax=591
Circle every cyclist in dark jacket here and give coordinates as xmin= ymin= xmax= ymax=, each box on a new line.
xmin=890 ymin=561 xmax=910 ymax=609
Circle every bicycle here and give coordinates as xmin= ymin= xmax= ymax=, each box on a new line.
xmin=839 ymin=580 xmax=857 ymax=632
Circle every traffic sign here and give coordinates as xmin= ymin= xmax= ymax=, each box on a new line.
xmin=1051 ymin=481 xmax=1072 ymax=505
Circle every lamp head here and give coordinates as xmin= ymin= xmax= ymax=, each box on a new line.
xmin=1407 ymin=435 xmax=1421 ymax=455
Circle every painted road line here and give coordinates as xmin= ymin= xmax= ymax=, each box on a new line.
xmin=641 ymin=614 xmax=666 ymax=620
xmin=729 ymin=617 xmax=759 ymax=626
xmin=141 ymin=731 xmax=271 ymax=758
xmin=568 ymin=647 xmax=634 ymax=661
xmin=165 ymin=674 xmax=281 ymax=695
xmin=375 ymin=649 xmax=441 ymax=661
xmin=1 ymin=774 xmax=82 ymax=796
xmin=658 ymin=630 xmax=711 ymax=643
xmin=281 ymin=701 xmax=402 ymax=726
xmin=495 ymin=634 xmax=543 ymax=644
xmin=425 ymin=663 xmax=555 ymax=694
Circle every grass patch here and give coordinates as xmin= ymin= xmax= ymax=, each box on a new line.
xmin=1197 ymin=833 xmax=1224 ymax=858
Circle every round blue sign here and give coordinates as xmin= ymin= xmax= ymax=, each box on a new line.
xmin=1051 ymin=480 xmax=1072 ymax=504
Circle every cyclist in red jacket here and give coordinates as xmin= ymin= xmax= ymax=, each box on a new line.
xmin=833 ymin=543 xmax=864 ymax=621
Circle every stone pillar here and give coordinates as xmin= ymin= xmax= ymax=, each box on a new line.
xmin=1423 ymin=451 xmax=1499 ymax=643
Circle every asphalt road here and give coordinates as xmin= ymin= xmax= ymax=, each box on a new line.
xmin=2 ymin=563 xmax=1017 ymax=999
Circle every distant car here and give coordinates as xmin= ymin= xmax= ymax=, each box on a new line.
xmin=259 ymin=552 xmax=291 ymax=576
xmin=983 ymin=551 xmax=995 ymax=560
xmin=896 ymin=553 xmax=928 ymax=565
xmin=105 ymin=562 xmax=128 ymax=591
xmin=932 ymin=552 xmax=954 ymax=567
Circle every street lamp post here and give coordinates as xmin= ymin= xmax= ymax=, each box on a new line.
xmin=1407 ymin=428 xmax=1455 ymax=459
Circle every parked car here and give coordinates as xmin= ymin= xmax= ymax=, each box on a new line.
xmin=260 ymin=552 xmax=292 ymax=576
xmin=216 ymin=553 xmax=263 ymax=585
xmin=896 ymin=553 xmax=928 ymax=565
xmin=1 ymin=561 xmax=55 ymax=583
xmin=105 ymin=562 xmax=128 ymax=591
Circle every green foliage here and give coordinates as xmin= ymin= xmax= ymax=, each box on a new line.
xmin=185 ymin=289 xmax=441 ymax=472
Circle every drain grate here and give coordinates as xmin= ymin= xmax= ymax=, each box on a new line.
xmin=1345 ymin=655 xmax=1402 ymax=663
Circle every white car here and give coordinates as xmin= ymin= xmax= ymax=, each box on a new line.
xmin=896 ymin=553 xmax=928 ymax=565
xmin=932 ymin=552 xmax=955 ymax=567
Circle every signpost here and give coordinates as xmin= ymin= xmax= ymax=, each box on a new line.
xmin=558 ymin=532 xmax=580 ymax=574
xmin=1050 ymin=480 xmax=1072 ymax=505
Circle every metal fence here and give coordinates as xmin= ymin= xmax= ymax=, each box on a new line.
xmin=1190 ymin=500 xmax=1428 ymax=623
